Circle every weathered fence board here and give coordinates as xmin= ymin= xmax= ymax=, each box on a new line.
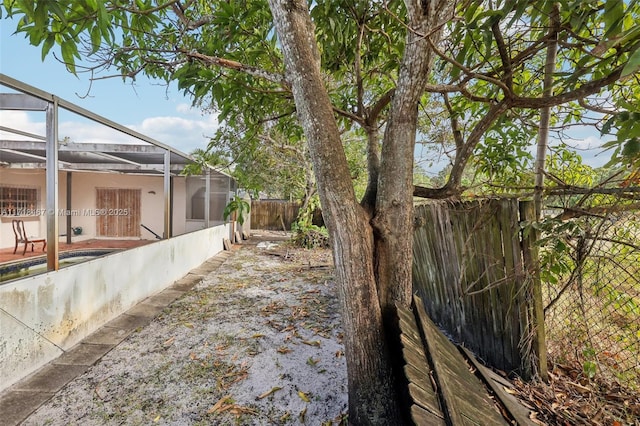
xmin=461 ymin=347 xmax=537 ymax=426
xmin=413 ymin=199 xmax=541 ymax=378
xmin=411 ymin=295 xmax=509 ymax=425
xmin=399 ymin=295 xmax=537 ymax=425
xmin=396 ymin=302 xmax=445 ymax=424
xmin=414 ymin=297 xmax=509 ymax=425
xmin=250 ymin=200 xmax=300 ymax=231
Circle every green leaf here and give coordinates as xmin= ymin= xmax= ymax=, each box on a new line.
xmin=41 ymin=34 xmax=55 ymax=60
xmin=603 ymin=0 xmax=624 ymax=38
xmin=464 ymin=1 xmax=482 ymax=23
xmin=507 ymin=0 xmax=528 ymax=27
xmin=33 ymin=1 xmax=47 ymax=30
xmin=60 ymin=39 xmax=77 ymax=74
xmin=622 ymin=138 xmax=640 ymax=157
xmin=601 ymin=116 xmax=617 ymax=135
xmin=223 ymin=196 xmax=250 ymax=225
xmin=48 ymin=1 xmax=67 ymax=25
xmin=583 ymin=360 xmax=597 ymax=379
xmin=90 ymin=26 xmax=101 ymax=54
xmin=621 ymin=46 xmax=640 ymax=78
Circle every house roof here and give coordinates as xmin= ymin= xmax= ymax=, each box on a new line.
xmin=0 ymin=74 xmax=226 ymax=178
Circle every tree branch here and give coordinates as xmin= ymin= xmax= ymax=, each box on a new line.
xmin=443 ymin=93 xmax=463 ymax=151
xmin=355 ymin=19 xmax=365 ymax=117
xmin=554 ymin=202 xmax=640 ymax=220
xmin=413 ymin=184 xmax=463 ymax=199
xmin=116 ymin=0 xmax=181 ymax=16
xmin=425 ymin=34 xmax=511 ymax=95
xmin=171 ymin=2 xmax=214 ymax=30
xmin=423 ymin=82 xmax=495 ymax=102
xmin=546 ymin=186 xmax=640 ymax=198
xmin=578 ymin=98 xmax=616 ymax=115
xmin=183 ymin=50 xmax=289 ymax=87
xmin=491 ymin=20 xmax=513 ymax=93
xmin=446 ymin=100 xmax=510 ymax=190
xmin=332 ymin=106 xmax=365 ymax=126
xmin=511 ymin=66 xmax=624 ymax=109
xmin=367 ymin=88 xmax=395 ymax=124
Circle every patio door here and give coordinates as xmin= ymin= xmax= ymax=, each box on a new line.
xmin=96 ymin=188 xmax=141 ymax=237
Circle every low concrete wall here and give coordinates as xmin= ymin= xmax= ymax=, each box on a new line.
xmin=0 ymin=224 xmax=230 ymax=391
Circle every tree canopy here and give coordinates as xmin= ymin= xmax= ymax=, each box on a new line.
xmin=4 ymin=0 xmax=639 ymax=195
xmin=3 ymin=0 xmax=639 ymax=423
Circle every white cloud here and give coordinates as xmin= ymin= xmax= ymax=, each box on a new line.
xmin=58 ymin=120 xmax=139 ymax=145
xmin=176 ymin=103 xmax=198 ymax=115
xmin=1 ymin=110 xmax=220 ymax=154
xmin=130 ymin=113 xmax=219 ymax=153
xmin=0 ymin=110 xmax=46 ymax=138
xmin=564 ymin=135 xmax=604 ymax=151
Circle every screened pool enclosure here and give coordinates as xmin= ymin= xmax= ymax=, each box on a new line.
xmin=0 ymin=73 xmax=236 ymax=272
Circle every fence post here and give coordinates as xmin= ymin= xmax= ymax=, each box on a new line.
xmin=519 ymin=200 xmax=548 ymax=381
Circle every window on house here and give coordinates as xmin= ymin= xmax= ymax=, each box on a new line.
xmin=0 ymin=185 xmax=40 ymax=215
xmin=186 ymin=176 xmax=230 ymax=223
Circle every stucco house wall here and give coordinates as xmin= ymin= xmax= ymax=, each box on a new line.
xmin=1 ymin=169 xmax=198 ymax=248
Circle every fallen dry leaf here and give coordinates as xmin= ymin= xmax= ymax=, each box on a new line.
xmin=229 ymin=406 xmax=258 ymax=416
xmin=257 ymin=386 xmax=283 ymax=400
xmin=277 ymin=346 xmax=292 ymax=354
xmin=298 ymin=390 xmax=310 ymax=402
xmin=207 ymin=395 xmax=234 ymax=414
xmin=280 ymin=412 xmax=291 ymax=422
xmin=503 ymin=385 xmax=518 ymax=395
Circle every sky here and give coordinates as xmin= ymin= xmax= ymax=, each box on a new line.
xmin=0 ymin=17 xmax=219 ymax=155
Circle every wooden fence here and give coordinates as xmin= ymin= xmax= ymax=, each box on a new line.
xmin=250 ymin=200 xmax=301 ymax=231
xmin=412 ymin=199 xmax=544 ymax=379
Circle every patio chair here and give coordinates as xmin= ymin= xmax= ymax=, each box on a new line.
xmin=12 ymin=219 xmax=46 ymax=255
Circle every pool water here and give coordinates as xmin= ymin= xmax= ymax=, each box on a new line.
xmin=0 ymin=250 xmax=116 ymax=283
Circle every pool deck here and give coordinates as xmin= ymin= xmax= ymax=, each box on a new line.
xmin=0 ymin=239 xmax=154 ymax=265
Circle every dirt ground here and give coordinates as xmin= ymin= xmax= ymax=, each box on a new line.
xmin=22 ymin=241 xmax=348 ymax=425
xmin=18 ymin=236 xmax=639 ymax=425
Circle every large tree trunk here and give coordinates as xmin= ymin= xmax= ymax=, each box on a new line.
xmin=267 ymin=1 xmax=454 ymax=424
xmin=267 ymin=0 xmax=400 ymax=423
xmin=360 ymin=125 xmax=381 ymax=212
xmin=374 ymin=1 xmax=441 ymax=315
xmin=372 ymin=3 xmax=454 ymax=420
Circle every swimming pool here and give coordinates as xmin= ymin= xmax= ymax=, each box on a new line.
xmin=0 ymin=249 xmax=117 ymax=283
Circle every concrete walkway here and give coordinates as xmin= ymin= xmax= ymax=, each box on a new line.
xmin=0 ymin=249 xmax=234 ymax=426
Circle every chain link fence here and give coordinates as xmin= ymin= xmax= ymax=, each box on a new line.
xmin=541 ymin=209 xmax=640 ymax=391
